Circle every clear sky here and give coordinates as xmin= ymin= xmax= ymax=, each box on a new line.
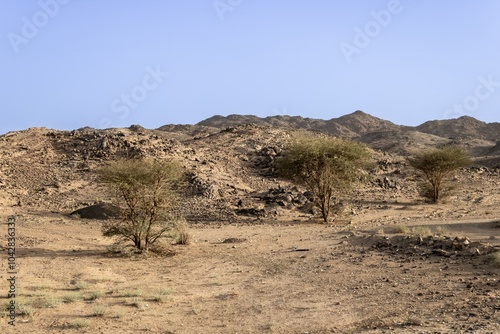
xmin=1 ymin=0 xmax=499 ymax=134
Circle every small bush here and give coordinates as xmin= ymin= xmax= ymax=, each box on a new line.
xmin=174 ymin=218 xmax=192 ymax=245
xmin=98 ymin=159 xmax=186 ymax=253
xmin=150 ymin=288 xmax=172 ymax=303
xmin=434 ymin=226 xmax=449 ymax=236
xmin=91 ymin=306 xmax=107 ymax=317
xmin=411 ymin=226 xmax=433 ymax=236
xmin=70 ymin=279 xmax=89 ymax=291
xmin=31 ymin=284 xmax=52 ymax=291
xmin=409 ymin=145 xmax=471 ymax=203
xmin=112 ymin=310 xmax=125 ymax=319
xmin=393 ymin=225 xmax=433 ymax=236
xmin=87 ymin=290 xmax=105 ymax=301
xmin=63 ymin=293 xmax=83 ymax=303
xmin=42 ymin=296 xmax=62 ymax=308
xmin=393 ymin=225 xmax=410 ymax=234
xmin=16 ymin=299 xmax=35 ymax=316
xmin=67 ymin=319 xmax=90 ymax=328
xmin=275 ymin=135 xmax=372 ymax=222
xmin=122 ymin=290 xmax=143 ymax=298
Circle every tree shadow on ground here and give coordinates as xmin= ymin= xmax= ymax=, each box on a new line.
xmin=15 ymin=247 xmax=106 ymax=258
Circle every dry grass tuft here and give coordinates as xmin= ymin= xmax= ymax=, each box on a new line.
xmin=41 ymin=296 xmax=62 ymax=308
xmin=67 ymin=319 xmax=90 ymax=328
xmin=393 ymin=225 xmax=410 ymax=234
xmin=393 ymin=225 xmax=433 ymax=236
xmin=16 ymin=299 xmax=35 ymax=317
xmin=122 ymin=290 xmax=143 ymax=298
xmin=174 ymin=218 xmax=192 ymax=245
xmin=63 ymin=293 xmax=83 ymax=304
xmin=87 ymin=290 xmax=105 ymax=301
xmin=90 ymin=305 xmax=108 ymax=317
xmin=70 ymin=279 xmax=89 ymax=291
xmin=149 ymin=288 xmax=172 ymax=303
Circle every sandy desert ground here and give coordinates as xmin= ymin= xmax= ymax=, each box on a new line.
xmin=0 ymin=199 xmax=499 ymax=334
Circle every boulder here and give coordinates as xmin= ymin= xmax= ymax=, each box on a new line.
xmin=70 ymin=203 xmax=121 ymax=220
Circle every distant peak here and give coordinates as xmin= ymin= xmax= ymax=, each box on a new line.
xmin=339 ymin=110 xmax=377 ymax=120
xmin=352 ymin=110 xmax=367 ymax=115
xmin=457 ymin=115 xmax=484 ymax=123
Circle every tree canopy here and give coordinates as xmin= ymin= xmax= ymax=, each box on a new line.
xmin=276 ymin=135 xmax=372 ymax=222
xmin=98 ymin=159 xmax=185 ymax=253
xmin=408 ymin=145 xmax=471 ymax=203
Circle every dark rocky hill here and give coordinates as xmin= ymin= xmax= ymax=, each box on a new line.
xmin=196 ymin=111 xmax=499 ymax=154
xmin=415 ymin=116 xmax=500 ymax=141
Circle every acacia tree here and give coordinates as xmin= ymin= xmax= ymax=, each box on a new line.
xmin=276 ymin=136 xmax=371 ymax=222
xmin=98 ymin=159 xmax=185 ymax=253
xmin=408 ymin=145 xmax=471 ymax=203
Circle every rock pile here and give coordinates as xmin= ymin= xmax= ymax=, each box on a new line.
xmin=370 ymin=234 xmax=499 ymax=258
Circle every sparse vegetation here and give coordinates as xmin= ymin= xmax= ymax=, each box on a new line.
xmin=15 ymin=299 xmax=35 ymax=317
xmin=98 ymin=159 xmax=186 ymax=253
xmin=112 ymin=310 xmax=126 ymax=319
xmin=87 ymin=290 xmax=105 ymax=301
xmin=410 ymin=226 xmax=433 ymax=236
xmin=122 ymin=290 xmax=143 ymax=298
xmin=276 ymin=135 xmax=372 ymax=222
xmin=434 ymin=226 xmax=449 ymax=236
xmin=91 ymin=305 xmax=108 ymax=317
xmin=393 ymin=225 xmax=410 ymax=234
xmin=149 ymin=288 xmax=172 ymax=303
xmin=408 ymin=145 xmax=471 ymax=203
xmin=41 ymin=296 xmax=62 ymax=308
xmin=67 ymin=319 xmax=90 ymax=329
xmin=393 ymin=225 xmax=436 ymax=236
xmin=174 ymin=217 xmax=192 ymax=245
xmin=63 ymin=293 xmax=83 ymax=304
xmin=70 ymin=279 xmax=89 ymax=291
xmin=31 ymin=283 xmax=53 ymax=291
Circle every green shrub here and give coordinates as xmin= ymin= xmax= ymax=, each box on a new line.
xmin=98 ymin=159 xmax=186 ymax=253
xmin=408 ymin=145 xmax=471 ymax=203
xmin=275 ymin=135 xmax=372 ymax=222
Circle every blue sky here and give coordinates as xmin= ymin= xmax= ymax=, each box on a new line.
xmin=1 ymin=0 xmax=499 ymax=134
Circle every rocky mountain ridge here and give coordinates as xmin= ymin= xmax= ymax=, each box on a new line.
xmin=1 ymin=111 xmax=499 ymax=223
xmin=197 ymin=110 xmax=500 ymax=142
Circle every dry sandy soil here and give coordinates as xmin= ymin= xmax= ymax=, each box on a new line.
xmin=0 ymin=116 xmax=499 ymax=333
xmin=0 ymin=201 xmax=499 ymax=334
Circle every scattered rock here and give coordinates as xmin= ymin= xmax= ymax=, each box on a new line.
xmin=221 ymin=238 xmax=247 ymax=244
xmin=236 ymin=208 xmax=267 ymax=217
xmin=70 ymin=203 xmax=121 ymax=220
